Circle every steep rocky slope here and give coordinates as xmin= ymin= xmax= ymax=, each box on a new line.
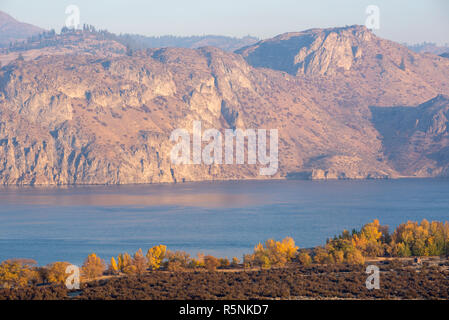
xmin=237 ymin=25 xmax=449 ymax=106
xmin=371 ymin=94 xmax=449 ymax=177
xmin=0 ymin=25 xmax=448 ymax=185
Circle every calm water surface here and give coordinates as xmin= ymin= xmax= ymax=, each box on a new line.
xmin=0 ymin=179 xmax=448 ymax=265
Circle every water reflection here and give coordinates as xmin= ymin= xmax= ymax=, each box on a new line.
xmin=1 ymin=179 xmax=449 ymax=265
xmin=0 ymin=182 xmax=267 ymax=208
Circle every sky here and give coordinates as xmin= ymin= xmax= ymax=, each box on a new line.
xmin=1 ymin=0 xmax=448 ymax=45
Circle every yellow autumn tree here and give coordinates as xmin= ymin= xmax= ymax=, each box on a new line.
xmin=47 ymin=261 xmax=71 ymax=284
xmin=146 ymin=245 xmax=167 ymax=270
xmin=118 ymin=253 xmax=136 ymax=274
xmin=0 ymin=260 xmax=38 ymax=288
xmin=81 ymin=253 xmax=106 ymax=280
xmin=253 ymin=237 xmax=298 ymax=268
xmin=253 ymin=242 xmax=271 ymax=269
xmin=352 ymin=219 xmax=383 ymax=256
xmin=391 ymin=219 xmax=449 ymax=257
xmin=204 ymin=255 xmax=220 ymax=271
xmin=109 ymin=257 xmax=119 ymax=274
xmin=345 ymin=247 xmax=365 ymax=265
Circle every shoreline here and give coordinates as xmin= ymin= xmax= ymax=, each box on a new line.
xmin=0 ymin=175 xmax=447 ymax=189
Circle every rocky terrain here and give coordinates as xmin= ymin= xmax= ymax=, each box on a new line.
xmin=0 ymin=22 xmax=448 ymax=185
xmin=371 ymin=94 xmax=449 ymax=177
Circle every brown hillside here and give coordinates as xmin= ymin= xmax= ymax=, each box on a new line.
xmin=0 ymin=26 xmax=448 ymax=184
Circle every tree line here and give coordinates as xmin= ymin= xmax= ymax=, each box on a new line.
xmin=1 ymin=219 xmax=449 ymax=288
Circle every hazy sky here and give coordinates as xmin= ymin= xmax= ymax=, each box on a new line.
xmin=1 ymin=0 xmax=448 ymax=44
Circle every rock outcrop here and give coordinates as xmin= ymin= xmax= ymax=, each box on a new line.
xmin=371 ymin=94 xmax=449 ymax=177
xmin=0 ymin=25 xmax=448 ymax=185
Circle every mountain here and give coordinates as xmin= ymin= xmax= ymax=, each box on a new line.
xmin=123 ymin=34 xmax=259 ymax=52
xmin=236 ymin=25 xmax=449 ymax=104
xmin=0 ymin=29 xmax=127 ymax=67
xmin=407 ymin=42 xmax=449 ymax=55
xmin=0 ymin=11 xmax=44 ymax=47
xmin=0 ymin=27 xmax=256 ymax=66
xmin=0 ymin=25 xmax=448 ymax=185
xmin=371 ymin=94 xmax=449 ymax=177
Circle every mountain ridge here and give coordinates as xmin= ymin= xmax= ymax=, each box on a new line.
xmin=0 ymin=24 xmax=448 ymax=185
xmin=0 ymin=11 xmax=44 ymax=47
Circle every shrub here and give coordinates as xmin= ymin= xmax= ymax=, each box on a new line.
xmin=132 ymin=249 xmax=147 ymax=275
xmin=164 ymin=251 xmax=190 ymax=271
xmin=231 ymin=257 xmax=240 ymax=268
xmin=204 ymin=256 xmax=220 ymax=272
xmin=118 ymin=253 xmax=136 ymax=275
xmin=243 ymin=254 xmax=255 ymax=269
xmin=345 ymin=248 xmax=365 ymax=265
xmin=297 ymin=251 xmax=312 ymax=266
xmin=313 ymin=247 xmax=334 ymax=264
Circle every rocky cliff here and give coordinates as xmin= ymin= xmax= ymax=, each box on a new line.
xmin=0 ymin=25 xmax=448 ymax=185
xmin=371 ymin=94 xmax=449 ymax=177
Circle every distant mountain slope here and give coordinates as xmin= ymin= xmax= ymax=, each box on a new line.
xmin=0 ymin=28 xmax=127 ymax=66
xmin=0 ymin=25 xmax=257 ymax=65
xmin=407 ymin=42 xmax=449 ymax=55
xmin=371 ymin=95 xmax=449 ymax=177
xmin=0 ymin=25 xmax=448 ymax=185
xmin=124 ymin=34 xmax=259 ymax=52
xmin=0 ymin=11 xmax=44 ymax=47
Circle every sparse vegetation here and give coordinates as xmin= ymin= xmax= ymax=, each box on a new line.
xmin=81 ymin=253 xmax=106 ymax=280
xmin=2 ymin=260 xmax=449 ymax=300
xmin=1 ymin=219 xmax=449 ymax=299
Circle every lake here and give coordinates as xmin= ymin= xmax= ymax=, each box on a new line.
xmin=1 ymin=179 xmax=449 ymax=266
